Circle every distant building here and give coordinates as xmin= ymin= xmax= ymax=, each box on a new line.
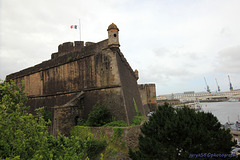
xmin=157 ymin=99 xmax=180 ymax=106
xmin=157 ymin=90 xmax=240 ymax=103
xmin=157 ymin=94 xmax=172 ymax=100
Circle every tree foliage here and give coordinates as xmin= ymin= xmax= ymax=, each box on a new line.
xmin=0 ymin=81 xmax=106 ymax=159
xmin=0 ymin=81 xmax=49 ymax=159
xmin=129 ymin=103 xmax=236 ymax=160
xmin=86 ymin=103 xmax=112 ymax=127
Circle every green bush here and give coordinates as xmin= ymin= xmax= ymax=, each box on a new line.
xmin=76 ymin=118 xmax=87 ymax=126
xmin=42 ymin=106 xmax=52 ymax=122
xmin=47 ymin=133 xmax=106 ymax=160
xmin=70 ymin=126 xmax=107 ymax=159
xmin=0 ymin=81 xmax=49 ymax=159
xmin=112 ymin=128 xmax=124 ymax=139
xmin=86 ymin=103 xmax=112 ymax=126
xmin=84 ymin=137 xmax=107 ymax=159
xmin=71 ymin=126 xmax=91 ymax=140
xmin=67 ymin=56 xmax=73 ymax=62
xmin=130 ymin=116 xmax=144 ymax=126
xmin=104 ymin=120 xmax=128 ymax=127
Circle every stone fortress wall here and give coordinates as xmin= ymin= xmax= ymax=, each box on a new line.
xmin=138 ymin=84 xmax=157 ymax=113
xmin=6 ymin=23 xmax=156 ymax=136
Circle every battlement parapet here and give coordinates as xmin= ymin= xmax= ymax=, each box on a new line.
xmin=52 ymin=41 xmax=84 ymax=59
xmin=85 ymin=42 xmax=95 ymax=46
xmin=7 ymin=39 xmax=108 ymax=80
xmin=138 ymin=83 xmax=157 ymax=112
xmin=138 ymin=84 xmax=156 ymax=90
xmin=51 ymin=40 xmax=106 ymax=60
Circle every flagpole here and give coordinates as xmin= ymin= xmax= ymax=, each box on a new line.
xmin=79 ymin=19 xmax=81 ymax=41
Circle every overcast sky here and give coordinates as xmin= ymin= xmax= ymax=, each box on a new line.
xmin=1 ymin=0 xmax=240 ymax=95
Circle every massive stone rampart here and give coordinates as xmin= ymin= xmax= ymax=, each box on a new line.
xmin=6 ymin=24 xmax=144 ymax=135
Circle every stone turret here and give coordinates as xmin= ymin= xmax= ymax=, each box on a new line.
xmin=107 ymin=23 xmax=120 ymax=48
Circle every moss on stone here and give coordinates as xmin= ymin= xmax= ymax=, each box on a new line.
xmin=70 ymin=126 xmax=91 ymax=140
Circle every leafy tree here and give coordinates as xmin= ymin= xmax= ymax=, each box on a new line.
xmin=86 ymin=103 xmax=112 ymax=126
xmin=0 ymin=81 xmax=50 ymax=159
xmin=129 ymin=103 xmax=236 ymax=160
xmin=0 ymin=81 xmax=106 ymax=159
xmin=47 ymin=133 xmax=106 ymax=159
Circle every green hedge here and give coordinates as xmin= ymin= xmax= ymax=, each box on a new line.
xmin=131 ymin=116 xmax=144 ymax=126
xmin=86 ymin=103 xmax=112 ymax=127
xmin=104 ymin=121 xmax=128 ymax=127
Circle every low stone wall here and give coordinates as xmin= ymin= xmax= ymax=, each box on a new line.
xmin=90 ymin=125 xmax=141 ymax=149
xmin=71 ymin=125 xmax=141 ymax=149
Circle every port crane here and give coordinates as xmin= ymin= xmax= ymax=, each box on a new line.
xmin=215 ymin=78 xmax=220 ymax=92
xmin=204 ymin=77 xmax=211 ymax=94
xmin=228 ymin=75 xmax=233 ymax=91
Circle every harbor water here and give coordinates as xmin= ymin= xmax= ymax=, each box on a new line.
xmin=201 ymin=102 xmax=240 ymax=124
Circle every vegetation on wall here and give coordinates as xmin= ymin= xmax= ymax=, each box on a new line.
xmin=112 ymin=128 xmax=124 ymax=145
xmin=130 ymin=115 xmax=144 ymax=126
xmin=104 ymin=120 xmax=128 ymax=127
xmin=133 ymin=98 xmax=139 ymax=115
xmin=131 ymin=98 xmax=144 ymax=126
xmin=67 ymin=56 xmax=73 ymax=62
xmin=129 ymin=103 xmax=236 ymax=159
xmin=70 ymin=126 xmax=92 ymax=140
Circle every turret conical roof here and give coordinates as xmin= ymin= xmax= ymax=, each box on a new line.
xmin=107 ymin=23 xmax=119 ymax=31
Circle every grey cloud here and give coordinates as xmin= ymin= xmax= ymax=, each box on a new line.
xmin=214 ymin=45 xmax=240 ymax=73
xmin=138 ymin=62 xmax=193 ymax=85
xmin=153 ymin=47 xmax=169 ymax=57
xmin=220 ymin=27 xmax=231 ymax=36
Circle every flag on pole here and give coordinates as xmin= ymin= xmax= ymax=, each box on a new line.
xmin=70 ymin=25 xmax=78 ymax=29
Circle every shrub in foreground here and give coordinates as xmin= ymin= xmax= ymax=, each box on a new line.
xmin=0 ymin=81 xmax=106 ymax=159
xmin=86 ymin=103 xmax=112 ymax=126
xmin=129 ymin=103 xmax=236 ymax=159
